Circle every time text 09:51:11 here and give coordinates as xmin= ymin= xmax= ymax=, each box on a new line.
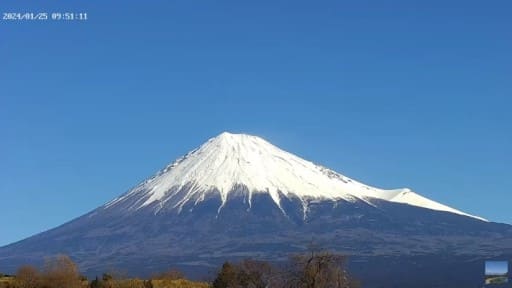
xmin=3 ymin=12 xmax=88 ymax=21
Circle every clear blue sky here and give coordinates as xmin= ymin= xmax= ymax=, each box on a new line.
xmin=486 ymin=261 xmax=509 ymax=276
xmin=1 ymin=1 xmax=511 ymax=247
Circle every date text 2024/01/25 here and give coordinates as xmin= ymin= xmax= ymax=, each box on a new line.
xmin=2 ymin=12 xmax=88 ymax=21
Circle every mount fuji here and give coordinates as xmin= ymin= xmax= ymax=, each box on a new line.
xmin=104 ymin=132 xmax=483 ymax=221
xmin=1 ymin=132 xmax=511 ymax=287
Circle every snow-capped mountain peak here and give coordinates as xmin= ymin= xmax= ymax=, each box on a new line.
xmin=105 ymin=132 xmax=485 ymax=221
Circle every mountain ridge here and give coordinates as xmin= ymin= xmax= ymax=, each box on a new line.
xmin=102 ymin=132 xmax=485 ymax=221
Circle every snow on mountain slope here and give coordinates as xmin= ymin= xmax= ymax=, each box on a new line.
xmin=105 ymin=132 xmax=486 ymax=221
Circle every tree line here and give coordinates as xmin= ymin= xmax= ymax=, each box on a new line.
xmin=0 ymin=250 xmax=360 ymax=288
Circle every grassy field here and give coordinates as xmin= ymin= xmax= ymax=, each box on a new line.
xmin=0 ymin=276 xmax=14 ymax=288
xmin=152 ymin=279 xmax=210 ymax=288
xmin=0 ymin=276 xmax=209 ymax=288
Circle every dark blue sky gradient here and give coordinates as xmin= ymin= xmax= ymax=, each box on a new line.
xmin=1 ymin=1 xmax=511 ymax=246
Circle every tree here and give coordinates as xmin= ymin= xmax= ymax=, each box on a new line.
xmin=40 ymin=255 xmax=82 ymax=288
xmin=212 ymin=262 xmax=238 ymax=288
xmin=90 ymin=276 xmax=105 ymax=288
xmin=282 ymin=250 xmax=359 ymax=288
xmin=211 ymin=260 xmax=276 ymax=288
xmin=236 ymin=259 xmax=274 ymax=288
xmin=102 ymin=273 xmax=113 ymax=282
xmin=15 ymin=265 xmax=40 ymax=288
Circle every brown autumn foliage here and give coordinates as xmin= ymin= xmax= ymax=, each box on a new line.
xmin=12 ymin=255 xmax=84 ymax=288
xmin=94 ymin=271 xmax=151 ymax=288
xmin=39 ymin=255 xmax=83 ymax=288
xmin=15 ymin=266 xmax=40 ymax=288
xmin=151 ymin=279 xmax=209 ymax=288
xmin=211 ymin=250 xmax=359 ymax=288
xmin=150 ymin=269 xmax=185 ymax=288
xmin=152 ymin=269 xmax=184 ymax=281
xmin=7 ymin=250 xmax=358 ymax=288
